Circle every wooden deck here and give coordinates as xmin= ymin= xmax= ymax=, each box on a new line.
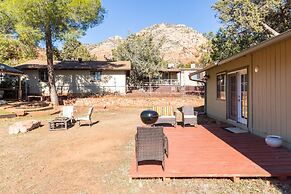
xmin=129 ymin=125 xmax=291 ymax=180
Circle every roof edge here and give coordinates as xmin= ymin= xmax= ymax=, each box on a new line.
xmin=189 ymin=64 xmax=216 ymax=77
xmin=0 ymin=63 xmax=24 ymax=75
xmin=16 ymin=60 xmax=131 ymax=71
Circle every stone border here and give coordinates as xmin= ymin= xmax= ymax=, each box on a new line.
xmin=23 ymin=106 xmax=54 ymax=113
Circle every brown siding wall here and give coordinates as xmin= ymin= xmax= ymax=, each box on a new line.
xmin=206 ymin=55 xmax=252 ymax=124
xmin=252 ymin=38 xmax=291 ymax=148
xmin=206 ymin=37 xmax=291 ymax=148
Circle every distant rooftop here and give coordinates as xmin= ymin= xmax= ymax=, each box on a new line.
xmin=0 ymin=63 xmax=23 ymax=75
xmin=16 ymin=60 xmax=131 ymax=71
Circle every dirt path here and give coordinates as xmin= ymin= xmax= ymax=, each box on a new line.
xmin=0 ymin=108 xmax=141 ymax=194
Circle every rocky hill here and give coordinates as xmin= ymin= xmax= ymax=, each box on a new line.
xmin=86 ymin=36 xmax=123 ymax=61
xmin=86 ymin=23 xmax=207 ymax=65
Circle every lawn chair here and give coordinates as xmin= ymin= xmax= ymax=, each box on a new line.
xmin=59 ymin=106 xmax=74 ymax=122
xmin=135 ymin=126 xmax=169 ymax=171
xmin=76 ymin=106 xmax=94 ymax=127
xmin=152 ymin=106 xmax=177 ymax=127
xmin=180 ymin=106 xmax=198 ymax=127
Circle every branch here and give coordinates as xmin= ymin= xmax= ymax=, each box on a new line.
xmin=261 ymin=22 xmax=280 ymax=36
xmin=256 ymin=1 xmax=280 ymax=37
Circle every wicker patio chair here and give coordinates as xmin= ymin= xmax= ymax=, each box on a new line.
xmin=135 ymin=126 xmax=168 ymax=171
xmin=180 ymin=106 xmax=198 ymax=127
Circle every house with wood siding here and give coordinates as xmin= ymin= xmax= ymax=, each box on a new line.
xmin=190 ymin=30 xmax=291 ymax=148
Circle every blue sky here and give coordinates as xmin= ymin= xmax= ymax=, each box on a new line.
xmin=80 ymin=0 xmax=221 ymax=44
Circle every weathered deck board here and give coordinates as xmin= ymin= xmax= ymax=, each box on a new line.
xmin=129 ymin=125 xmax=291 ymax=179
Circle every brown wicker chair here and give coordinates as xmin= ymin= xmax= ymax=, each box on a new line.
xmin=135 ymin=126 xmax=169 ymax=171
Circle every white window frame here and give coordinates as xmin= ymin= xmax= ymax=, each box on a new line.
xmin=216 ymin=72 xmax=226 ymax=100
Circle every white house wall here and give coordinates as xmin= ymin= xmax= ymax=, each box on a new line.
xmin=178 ymin=70 xmax=204 ymax=86
xmin=24 ymin=70 xmax=42 ymax=94
xmin=101 ymin=70 xmax=127 ymax=94
xmin=24 ymin=70 xmax=127 ymax=95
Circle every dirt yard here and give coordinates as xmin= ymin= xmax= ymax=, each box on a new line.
xmin=0 ymin=96 xmax=291 ymax=194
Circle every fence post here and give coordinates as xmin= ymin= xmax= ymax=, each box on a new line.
xmin=149 ymin=76 xmax=152 ymax=94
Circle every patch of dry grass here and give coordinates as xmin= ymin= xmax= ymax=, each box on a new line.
xmin=0 ymin=108 xmax=12 ymax=115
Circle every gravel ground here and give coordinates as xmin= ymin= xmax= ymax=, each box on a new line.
xmin=0 ymin=98 xmax=291 ymax=193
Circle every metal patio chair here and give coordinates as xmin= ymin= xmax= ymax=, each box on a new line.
xmin=76 ymin=106 xmax=94 ymax=127
xmin=59 ymin=106 xmax=74 ymax=122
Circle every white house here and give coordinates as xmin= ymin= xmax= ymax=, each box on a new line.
xmin=159 ymin=68 xmax=204 ymax=86
xmin=178 ymin=68 xmax=203 ymax=86
xmin=16 ymin=60 xmax=131 ymax=96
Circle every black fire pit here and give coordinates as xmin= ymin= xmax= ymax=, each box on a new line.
xmin=140 ymin=110 xmax=159 ymax=125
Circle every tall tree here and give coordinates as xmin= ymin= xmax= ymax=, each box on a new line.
xmin=210 ymin=0 xmax=290 ymax=62
xmin=0 ymin=6 xmax=40 ymax=65
xmin=113 ymin=34 xmax=164 ymax=87
xmin=0 ymin=0 xmax=104 ymax=106
xmin=72 ymin=45 xmax=92 ymax=61
xmin=0 ymin=34 xmax=21 ymax=64
xmin=62 ymin=37 xmax=81 ymax=60
xmin=62 ymin=37 xmax=91 ymax=61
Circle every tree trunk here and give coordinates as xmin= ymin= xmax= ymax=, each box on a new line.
xmin=45 ymin=24 xmax=59 ymax=106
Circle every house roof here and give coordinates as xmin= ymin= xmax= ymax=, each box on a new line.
xmin=179 ymin=68 xmax=202 ymax=71
xmin=160 ymin=68 xmax=181 ymax=72
xmin=189 ymin=29 xmax=291 ymax=78
xmin=160 ymin=68 xmax=202 ymax=73
xmin=0 ymin=63 xmax=23 ymax=75
xmin=189 ymin=64 xmax=216 ymax=76
xmin=16 ymin=59 xmax=131 ymax=71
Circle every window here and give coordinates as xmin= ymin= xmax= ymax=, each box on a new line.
xmin=217 ymin=73 xmax=226 ymax=100
xmin=91 ymin=71 xmax=102 ymax=81
xmin=39 ymin=70 xmax=48 ymax=82
xmin=196 ymin=73 xmax=201 ymax=80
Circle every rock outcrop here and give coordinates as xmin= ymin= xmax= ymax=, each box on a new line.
xmin=86 ymin=36 xmax=123 ymax=61
xmin=137 ymin=23 xmax=207 ymax=64
xmin=8 ymin=120 xmax=41 ymax=135
xmin=86 ymin=23 xmax=207 ymax=65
